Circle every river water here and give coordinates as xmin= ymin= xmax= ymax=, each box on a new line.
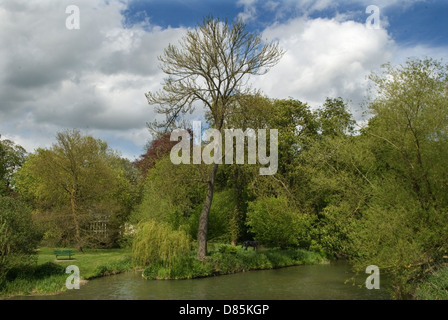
xmin=12 ymin=261 xmax=391 ymax=300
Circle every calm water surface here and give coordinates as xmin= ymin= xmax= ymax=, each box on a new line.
xmin=12 ymin=261 xmax=390 ymax=300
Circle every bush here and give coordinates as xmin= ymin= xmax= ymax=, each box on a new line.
xmin=188 ymin=190 xmax=235 ymax=241
xmin=5 ymin=262 xmax=65 ymax=282
xmin=34 ymin=262 xmax=66 ymax=279
xmin=92 ymin=257 xmax=133 ymax=278
xmin=246 ymin=196 xmax=311 ymax=248
xmin=218 ymin=244 xmax=238 ymax=254
xmin=142 ymin=255 xmax=214 ymax=280
xmin=0 ymin=196 xmax=41 ymax=286
xmin=132 ymin=220 xmax=192 ymax=267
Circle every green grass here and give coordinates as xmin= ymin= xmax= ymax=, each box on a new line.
xmin=143 ymin=245 xmax=328 ymax=280
xmin=0 ymin=246 xmax=135 ymax=298
xmin=36 ymin=247 xmax=134 ymax=279
xmin=416 ymin=266 xmax=448 ymax=300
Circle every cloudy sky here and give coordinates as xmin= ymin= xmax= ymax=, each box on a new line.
xmin=0 ymin=0 xmax=447 ymax=160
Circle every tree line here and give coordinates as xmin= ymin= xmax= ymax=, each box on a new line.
xmin=0 ymin=16 xmax=447 ymax=299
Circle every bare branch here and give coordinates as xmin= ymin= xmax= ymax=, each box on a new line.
xmin=146 ymin=16 xmax=284 ymax=132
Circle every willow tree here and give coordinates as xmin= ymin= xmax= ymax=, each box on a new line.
xmin=146 ymin=17 xmax=284 ymax=260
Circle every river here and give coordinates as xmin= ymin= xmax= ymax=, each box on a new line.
xmin=11 ymin=260 xmax=391 ymax=300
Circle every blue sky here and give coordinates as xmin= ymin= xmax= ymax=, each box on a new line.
xmin=121 ymin=0 xmax=448 ymax=47
xmin=0 ymin=0 xmax=447 ymax=160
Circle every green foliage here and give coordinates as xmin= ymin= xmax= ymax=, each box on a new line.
xmin=296 ymin=58 xmax=448 ymax=298
xmin=132 ymin=156 xmax=235 ymax=242
xmin=13 ymin=130 xmax=133 ymax=248
xmin=6 ymin=262 xmax=65 ymax=282
xmin=416 ymin=267 xmax=448 ymax=300
xmin=312 ymin=203 xmax=359 ymax=256
xmin=318 ymin=97 xmax=355 ymax=137
xmin=218 ymin=244 xmax=238 ymax=254
xmin=91 ymin=256 xmax=133 ymax=278
xmin=143 ymin=254 xmax=214 ymax=280
xmin=188 ymin=190 xmax=236 ymax=241
xmin=142 ymin=247 xmax=327 ymax=280
xmin=0 ymin=196 xmax=41 ymax=286
xmin=367 ymin=58 xmax=448 ymax=210
xmin=132 ymin=220 xmax=192 ymax=267
xmin=246 ymin=196 xmax=312 ymax=248
xmin=132 ymin=182 xmax=179 ymax=226
xmin=0 ymin=136 xmax=27 ymax=196
xmin=1 ymin=264 xmax=67 ymax=297
xmin=236 ymin=97 xmax=320 ymax=204
xmin=131 ymin=155 xmax=206 ymax=230
xmin=346 ymin=58 xmax=448 ymax=298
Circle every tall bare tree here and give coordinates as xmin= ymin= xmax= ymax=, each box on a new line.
xmin=146 ymin=17 xmax=284 ymax=260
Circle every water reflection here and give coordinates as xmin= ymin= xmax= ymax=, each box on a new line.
xmin=11 ymin=261 xmax=391 ymax=300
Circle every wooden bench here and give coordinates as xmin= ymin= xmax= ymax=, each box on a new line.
xmin=54 ymin=250 xmax=74 ymax=260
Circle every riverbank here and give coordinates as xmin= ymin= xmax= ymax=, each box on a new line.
xmin=0 ymin=247 xmax=134 ymax=298
xmin=3 ymin=245 xmax=445 ymax=300
xmin=143 ymin=245 xmax=329 ymax=280
xmin=7 ymin=260 xmax=393 ymax=300
xmin=415 ymin=266 xmax=448 ymax=300
xmin=1 ymin=245 xmax=328 ymax=298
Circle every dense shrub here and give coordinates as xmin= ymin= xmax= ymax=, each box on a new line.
xmin=416 ymin=267 xmax=448 ymax=300
xmin=92 ymin=257 xmax=133 ymax=278
xmin=188 ymin=190 xmax=235 ymax=241
xmin=6 ymin=262 xmax=65 ymax=282
xmin=132 ymin=220 xmax=192 ymax=267
xmin=246 ymin=196 xmax=311 ymax=248
xmin=218 ymin=244 xmax=238 ymax=254
xmin=0 ymin=196 xmax=41 ymax=286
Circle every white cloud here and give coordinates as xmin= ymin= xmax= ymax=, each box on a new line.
xmin=0 ymin=0 xmax=186 ymax=158
xmin=0 ymin=0 xmax=445 ymax=159
xmin=236 ymin=0 xmax=259 ymax=22
xmin=251 ymin=10 xmax=447 ymax=122
xmin=293 ymin=0 xmax=427 ymax=13
xmin=263 ymin=1 xmax=280 ymax=12
xmin=253 ymin=17 xmax=396 ymax=120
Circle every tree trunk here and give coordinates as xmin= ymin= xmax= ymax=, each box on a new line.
xmin=70 ymin=188 xmax=83 ymax=252
xmin=197 ymin=163 xmax=219 ymax=261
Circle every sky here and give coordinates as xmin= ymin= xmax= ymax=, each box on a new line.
xmin=0 ymin=0 xmax=447 ymax=160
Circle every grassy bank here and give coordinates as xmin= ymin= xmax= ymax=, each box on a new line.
xmin=143 ymin=245 xmax=329 ymax=280
xmin=416 ymin=266 xmax=448 ymax=300
xmin=0 ymin=247 xmax=134 ymax=298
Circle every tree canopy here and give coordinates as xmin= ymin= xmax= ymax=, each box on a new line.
xmin=0 ymin=136 xmax=26 ymax=196
xmin=14 ymin=130 xmax=135 ymax=250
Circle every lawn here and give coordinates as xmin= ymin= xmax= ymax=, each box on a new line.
xmin=0 ymin=246 xmax=134 ymax=298
xmin=36 ymin=247 xmax=133 ymax=279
